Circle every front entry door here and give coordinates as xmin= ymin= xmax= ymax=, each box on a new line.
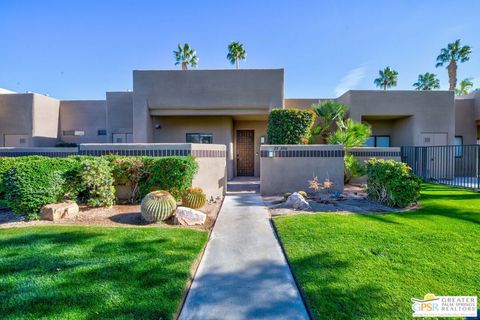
xmin=236 ymin=130 xmax=255 ymax=176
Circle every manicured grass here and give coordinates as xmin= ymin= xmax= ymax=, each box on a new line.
xmin=0 ymin=226 xmax=207 ymax=319
xmin=274 ymin=184 xmax=480 ymax=319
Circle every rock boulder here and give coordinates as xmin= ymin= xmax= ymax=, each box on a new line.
xmin=285 ymin=192 xmax=311 ymax=211
xmin=174 ymin=206 xmax=207 ymax=226
xmin=41 ymin=201 xmax=79 ymax=221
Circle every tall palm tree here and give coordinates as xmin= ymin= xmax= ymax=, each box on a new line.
xmin=173 ymin=43 xmax=198 ymax=70
xmin=435 ymin=39 xmax=472 ymax=91
xmin=413 ymin=73 xmax=440 ymax=90
xmin=310 ymin=101 xmax=348 ymax=143
xmin=455 ymin=78 xmax=474 ymax=96
xmin=373 ymin=67 xmax=398 ymax=90
xmin=227 ymin=41 xmax=247 ymax=69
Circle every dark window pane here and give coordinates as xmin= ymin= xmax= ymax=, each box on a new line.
xmin=364 ymin=137 xmax=375 ymax=147
xmin=98 ymin=129 xmax=107 ymax=136
xmin=376 ymin=136 xmax=390 ymax=148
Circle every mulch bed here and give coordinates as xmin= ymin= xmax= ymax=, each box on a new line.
xmin=0 ymin=199 xmax=223 ymax=230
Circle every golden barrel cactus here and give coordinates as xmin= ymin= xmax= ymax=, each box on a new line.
xmin=182 ymin=187 xmax=207 ymax=209
xmin=141 ymin=190 xmax=177 ymax=222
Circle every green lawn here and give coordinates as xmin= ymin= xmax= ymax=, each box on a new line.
xmin=0 ymin=226 xmax=207 ymax=319
xmin=274 ymin=184 xmax=480 ymax=319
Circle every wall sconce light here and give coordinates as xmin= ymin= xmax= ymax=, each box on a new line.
xmin=260 ymin=136 xmax=266 ymax=144
xmin=154 ymin=124 xmax=162 ymax=130
xmin=268 ymin=150 xmax=274 ymax=158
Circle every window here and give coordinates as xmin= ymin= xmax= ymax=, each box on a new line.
xmin=364 ymin=135 xmax=390 ymax=147
xmin=186 ymin=133 xmax=213 ymax=144
xmin=455 ymin=136 xmax=463 ymax=158
xmin=98 ymin=129 xmax=107 ymax=136
xmin=63 ymin=130 xmax=85 ymax=136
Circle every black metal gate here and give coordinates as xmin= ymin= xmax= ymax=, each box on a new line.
xmin=401 ymin=145 xmax=480 ymax=190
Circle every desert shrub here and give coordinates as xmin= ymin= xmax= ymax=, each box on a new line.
xmin=77 ymin=158 xmax=115 ymax=207
xmin=139 ymin=156 xmax=198 ymax=199
xmin=3 ymin=159 xmax=67 ymax=219
xmin=366 ymin=158 xmax=421 ymax=208
xmin=107 ymin=156 xmax=146 ymax=203
xmin=267 ymin=109 xmax=316 ymax=144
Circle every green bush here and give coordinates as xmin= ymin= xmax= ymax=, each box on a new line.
xmin=365 ymin=158 xmax=421 ymax=208
xmin=3 ymin=159 xmax=67 ymax=219
xmin=0 ymin=157 xmax=19 ymax=199
xmin=139 ymin=156 xmax=198 ymax=199
xmin=78 ymin=158 xmax=115 ymax=207
xmin=106 ymin=156 xmax=146 ymax=203
xmin=344 ymin=153 xmax=366 ymax=184
xmin=267 ymin=109 xmax=316 ymax=144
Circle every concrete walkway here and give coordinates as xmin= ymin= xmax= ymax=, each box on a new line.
xmin=179 ymin=194 xmax=309 ymax=320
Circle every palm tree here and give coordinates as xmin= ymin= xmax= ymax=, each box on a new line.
xmin=310 ymin=101 xmax=348 ymax=143
xmin=413 ymin=73 xmax=440 ymax=90
xmin=227 ymin=41 xmax=247 ymax=69
xmin=173 ymin=43 xmax=198 ymax=70
xmin=455 ymin=78 xmax=474 ymax=96
xmin=435 ymin=39 xmax=472 ymax=91
xmin=373 ymin=67 xmax=398 ymax=90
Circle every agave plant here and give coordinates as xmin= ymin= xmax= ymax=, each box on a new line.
xmin=173 ymin=43 xmax=199 ymax=70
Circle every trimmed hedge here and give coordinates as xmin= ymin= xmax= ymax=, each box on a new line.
xmin=267 ymin=109 xmax=316 ymax=144
xmin=3 ymin=157 xmax=80 ymax=219
xmin=106 ymin=155 xmax=198 ymax=200
xmin=366 ymin=158 xmax=421 ymax=208
xmin=1 ymin=155 xmax=198 ymax=219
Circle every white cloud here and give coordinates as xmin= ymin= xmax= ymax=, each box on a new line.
xmin=335 ymin=66 xmax=366 ymax=97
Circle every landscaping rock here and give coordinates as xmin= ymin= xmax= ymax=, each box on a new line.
xmin=285 ymin=192 xmax=311 ymax=211
xmin=174 ymin=206 xmax=206 ymax=226
xmin=41 ymin=201 xmax=79 ymax=221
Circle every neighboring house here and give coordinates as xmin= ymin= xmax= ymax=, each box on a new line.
xmin=0 ymin=68 xmax=479 ymax=179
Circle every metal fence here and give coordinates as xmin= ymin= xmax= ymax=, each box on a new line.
xmin=401 ymin=145 xmax=480 ymax=190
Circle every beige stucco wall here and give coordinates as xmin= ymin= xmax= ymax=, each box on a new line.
xmin=32 ymin=94 xmax=60 ymax=146
xmin=78 ymin=143 xmax=227 ymax=198
xmin=260 ymin=145 xmax=344 ymax=195
xmin=337 ymin=90 xmax=455 ymax=146
xmin=106 ymin=91 xmax=133 ymax=141
xmin=0 ymin=93 xmax=33 ymax=147
xmin=59 ymin=100 xmax=108 ymax=144
xmin=152 ymin=116 xmax=234 ymax=179
xmin=133 ymin=69 xmax=284 ymax=143
xmin=455 ymin=98 xmax=477 ymax=144
xmin=233 ymin=120 xmax=267 ymax=177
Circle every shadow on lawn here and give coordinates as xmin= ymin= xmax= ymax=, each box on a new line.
xmin=289 ymin=252 xmax=388 ymax=319
xmin=0 ymin=228 xmax=203 ymax=319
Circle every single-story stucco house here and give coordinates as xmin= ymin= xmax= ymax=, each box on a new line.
xmin=1 ymin=69 xmax=479 ymax=179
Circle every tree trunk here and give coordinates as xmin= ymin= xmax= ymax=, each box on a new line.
xmin=383 ymin=81 xmax=387 ymax=90
xmin=235 ymin=59 xmax=239 ymax=69
xmin=182 ymin=62 xmax=187 ymax=70
xmin=448 ymin=61 xmax=457 ymax=91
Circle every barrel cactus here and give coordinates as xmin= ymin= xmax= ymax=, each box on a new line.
xmin=182 ymin=187 xmax=207 ymax=209
xmin=141 ymin=190 xmax=177 ymax=222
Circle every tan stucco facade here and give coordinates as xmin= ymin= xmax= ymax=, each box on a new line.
xmin=0 ymin=69 xmax=477 ymax=181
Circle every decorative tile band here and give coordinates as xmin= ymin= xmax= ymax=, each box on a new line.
xmin=349 ymin=151 xmax=401 ymax=157
xmin=0 ymin=151 xmax=76 ymax=158
xmin=260 ymin=149 xmax=344 ymax=158
xmin=0 ymin=148 xmax=226 ymax=158
xmin=78 ymin=149 xmax=226 ymax=158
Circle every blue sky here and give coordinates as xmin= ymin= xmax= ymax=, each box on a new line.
xmin=1 ymin=0 xmax=479 ymax=99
